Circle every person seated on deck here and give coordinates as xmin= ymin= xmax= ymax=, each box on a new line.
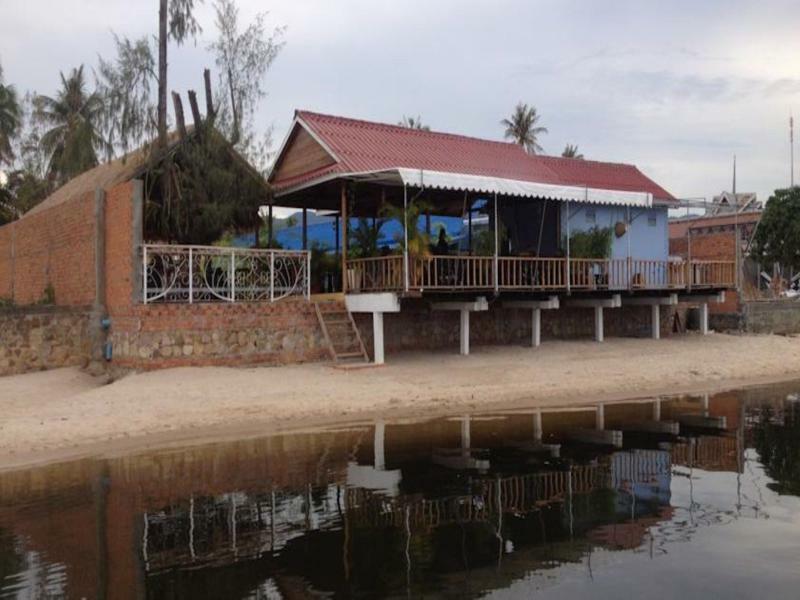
xmin=434 ymin=227 xmax=449 ymax=256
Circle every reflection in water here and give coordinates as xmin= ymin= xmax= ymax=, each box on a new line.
xmin=1 ymin=384 xmax=800 ymax=599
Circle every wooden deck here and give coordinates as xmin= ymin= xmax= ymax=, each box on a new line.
xmin=346 ymin=255 xmax=734 ymax=294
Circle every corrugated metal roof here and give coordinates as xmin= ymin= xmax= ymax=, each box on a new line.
xmin=271 ymin=110 xmax=676 ymax=204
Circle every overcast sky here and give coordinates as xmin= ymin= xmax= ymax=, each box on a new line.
xmin=2 ymin=0 xmax=799 ymax=204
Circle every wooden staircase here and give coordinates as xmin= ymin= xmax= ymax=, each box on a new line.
xmin=314 ymin=301 xmax=370 ymax=364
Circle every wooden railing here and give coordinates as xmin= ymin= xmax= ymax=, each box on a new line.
xmin=689 ymin=260 xmax=736 ymax=288
xmin=410 ymin=255 xmax=494 ymax=290
xmin=347 ymin=256 xmax=404 ymax=292
xmin=344 ymin=255 xmax=735 ymax=293
xmin=497 ymin=257 xmax=565 ymax=290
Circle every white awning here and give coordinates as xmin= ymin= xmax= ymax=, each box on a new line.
xmin=394 ymin=168 xmax=653 ymax=208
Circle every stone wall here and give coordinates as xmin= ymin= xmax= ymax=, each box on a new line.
xmin=107 ymin=298 xmax=327 ymax=370
xmin=708 ymin=299 xmax=800 ymax=334
xmin=354 ymin=300 xmax=675 ymax=356
xmin=0 ymin=306 xmax=94 ymax=376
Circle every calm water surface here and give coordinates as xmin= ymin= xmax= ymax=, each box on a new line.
xmin=2 ymin=382 xmax=800 ymax=599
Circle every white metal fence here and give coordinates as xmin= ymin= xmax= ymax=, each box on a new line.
xmin=142 ymin=244 xmax=310 ymax=304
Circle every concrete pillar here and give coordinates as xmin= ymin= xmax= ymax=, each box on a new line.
xmin=533 ymin=410 xmax=543 ymax=442
xmin=699 ymin=302 xmax=709 ymax=335
xmin=372 ymin=312 xmax=384 ymax=365
xmin=461 ymin=416 xmax=471 ymax=450
xmin=532 ymin=308 xmax=541 ymax=347
xmin=460 ymin=308 xmax=470 ymax=355
xmin=652 ymin=399 xmax=662 ymax=421
xmin=596 ymin=404 xmax=605 ymax=430
xmin=651 ymin=304 xmax=661 ymax=340
xmin=594 ymin=306 xmax=604 ymax=342
xmin=374 ymin=421 xmax=385 ymax=470
xmin=701 ymin=393 xmax=710 ymax=416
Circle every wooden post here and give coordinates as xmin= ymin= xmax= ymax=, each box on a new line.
xmin=566 ymin=200 xmax=571 ymax=293
xmin=302 ymin=207 xmax=308 ymax=250
xmin=403 ymin=184 xmax=409 ymax=292
xmin=493 ymin=193 xmax=499 ymax=293
xmin=468 ymin=203 xmax=473 ymax=255
xmin=341 ymin=182 xmax=348 ymax=294
xmin=268 ymin=204 xmax=273 ymax=248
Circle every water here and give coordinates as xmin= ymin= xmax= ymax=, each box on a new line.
xmin=1 ymin=383 xmax=800 ymax=599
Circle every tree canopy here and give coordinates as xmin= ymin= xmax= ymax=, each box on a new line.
xmin=34 ymin=65 xmax=107 ymax=186
xmin=501 ymin=102 xmax=547 ymax=154
xmin=562 ymin=143 xmax=583 ymax=159
xmin=0 ymin=63 xmax=21 ymax=166
xmin=399 ymin=115 xmax=430 ymax=131
xmin=750 ymin=187 xmax=800 ymax=273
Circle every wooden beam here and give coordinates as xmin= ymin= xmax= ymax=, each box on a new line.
xmin=341 ymin=182 xmax=348 ymax=293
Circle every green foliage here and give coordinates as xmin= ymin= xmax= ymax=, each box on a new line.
xmin=97 ymin=35 xmax=157 ymax=155
xmin=38 ymin=284 xmax=55 ymax=305
xmin=501 ymin=101 xmax=547 ymax=154
xmin=143 ymin=127 xmax=264 ymax=244
xmin=562 ymin=143 xmax=584 ymax=159
xmin=34 ymin=65 xmax=107 ymax=185
xmin=565 ymin=226 xmax=612 ymax=258
xmin=0 ymin=169 xmax=50 ymax=224
xmin=751 ymin=187 xmax=800 ymax=272
xmin=0 ymin=62 xmax=21 ymax=165
xmin=381 ymin=200 xmax=431 ymax=256
xmin=310 ymin=241 xmax=339 ymax=290
xmin=348 ymin=217 xmax=386 ymax=258
xmin=209 ymin=0 xmax=284 ymax=169
xmin=398 ymin=115 xmax=430 ymax=131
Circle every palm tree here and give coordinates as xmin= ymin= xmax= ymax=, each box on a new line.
xmin=501 ymin=102 xmax=547 ymax=154
xmin=399 ymin=115 xmax=430 ymax=131
xmin=0 ymin=64 xmax=21 ymax=166
xmin=562 ymin=144 xmax=584 ymax=159
xmin=35 ymin=65 xmax=107 ymax=185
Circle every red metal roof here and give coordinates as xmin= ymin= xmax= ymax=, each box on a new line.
xmin=272 ymin=110 xmax=675 ymax=203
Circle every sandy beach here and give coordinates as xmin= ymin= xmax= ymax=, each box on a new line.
xmin=1 ymin=332 xmax=800 ymax=469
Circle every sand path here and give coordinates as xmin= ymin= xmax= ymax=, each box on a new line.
xmin=1 ymin=332 xmax=799 ymax=469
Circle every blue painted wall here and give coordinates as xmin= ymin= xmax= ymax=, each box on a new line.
xmin=560 ymin=203 xmax=669 ymax=261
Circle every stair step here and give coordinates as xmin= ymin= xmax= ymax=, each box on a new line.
xmin=324 ymin=319 xmax=351 ymax=325
xmin=336 ymin=352 xmax=367 ymax=359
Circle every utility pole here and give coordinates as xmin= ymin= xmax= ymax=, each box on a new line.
xmin=791 ymin=113 xmax=795 ymax=187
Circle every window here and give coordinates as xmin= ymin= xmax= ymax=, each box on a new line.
xmin=585 ymin=209 xmax=596 ymax=224
xmin=648 ymin=216 xmax=657 ymax=227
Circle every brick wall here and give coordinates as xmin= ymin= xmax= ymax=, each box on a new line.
xmin=0 ymin=192 xmax=96 ymax=305
xmin=104 ymin=181 xmax=136 ymax=312
xmin=107 ymin=298 xmax=326 ymax=370
xmin=354 ymin=300 xmax=676 ymax=356
xmin=670 ymin=230 xmax=740 ymax=314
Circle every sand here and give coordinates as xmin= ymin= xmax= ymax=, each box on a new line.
xmin=1 ymin=332 xmax=800 ymax=469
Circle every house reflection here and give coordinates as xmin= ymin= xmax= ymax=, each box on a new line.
xmin=1 ymin=388 xmax=797 ymax=599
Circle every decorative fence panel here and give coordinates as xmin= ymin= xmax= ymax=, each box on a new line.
xmin=142 ymin=244 xmax=310 ymax=304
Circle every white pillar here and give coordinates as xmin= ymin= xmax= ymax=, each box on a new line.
xmin=460 ymin=308 xmax=470 ymax=355
xmin=700 ymin=302 xmax=709 ymax=335
xmin=374 ymin=421 xmax=386 ymax=470
xmin=461 ymin=416 xmax=471 ymax=450
xmin=533 ymin=410 xmax=543 ymax=441
xmin=651 ymin=304 xmax=661 ymax=340
xmin=372 ymin=312 xmax=384 ymax=365
xmin=532 ymin=308 xmax=541 ymax=347
xmin=701 ymin=393 xmax=710 ymax=416
xmin=652 ymin=399 xmax=662 ymax=421
xmin=596 ymin=404 xmax=605 ymax=430
xmin=594 ymin=306 xmax=604 ymax=342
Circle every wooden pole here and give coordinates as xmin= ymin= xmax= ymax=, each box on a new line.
xmin=493 ymin=193 xmax=499 ymax=293
xmin=341 ymin=182 xmax=348 ymax=293
xmin=468 ymin=202 xmax=473 ymax=255
xmin=302 ymin=207 xmax=308 ymax=250
xmin=268 ymin=205 xmax=273 ymax=248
